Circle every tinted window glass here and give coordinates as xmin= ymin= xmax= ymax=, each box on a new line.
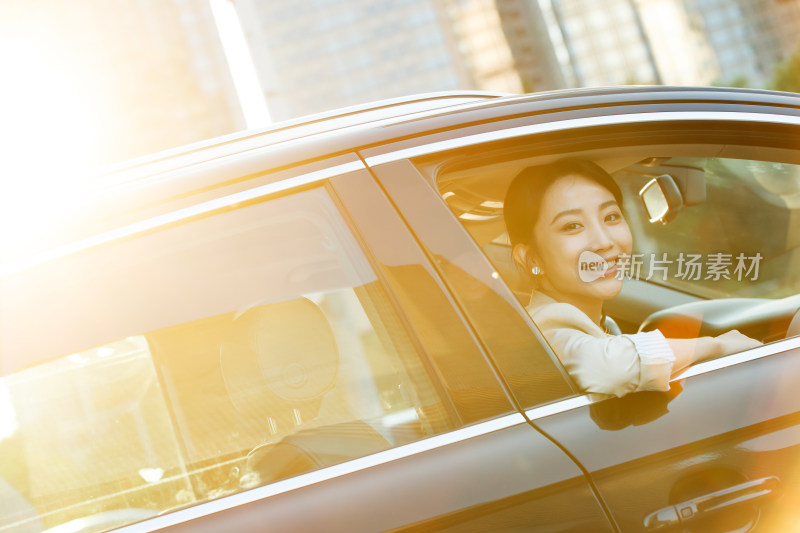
xmin=0 ymin=187 xmax=456 ymax=531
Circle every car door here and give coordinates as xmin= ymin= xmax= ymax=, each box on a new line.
xmin=365 ymin=104 xmax=800 ymax=532
xmin=0 ymin=155 xmax=612 ymax=532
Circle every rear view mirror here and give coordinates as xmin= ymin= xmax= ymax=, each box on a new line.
xmin=639 ymin=174 xmax=683 ymax=224
xmin=663 ymin=166 xmax=705 ymax=206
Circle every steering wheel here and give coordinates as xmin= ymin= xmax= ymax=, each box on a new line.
xmin=640 ymin=295 xmax=800 ymax=343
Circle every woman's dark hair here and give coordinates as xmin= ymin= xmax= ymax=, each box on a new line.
xmin=503 ymin=159 xmax=624 ymax=252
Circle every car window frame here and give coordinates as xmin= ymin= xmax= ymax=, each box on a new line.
xmin=327 ymin=171 xmax=519 ymax=424
xmin=367 ymin=157 xmax=580 ymax=409
xmin=363 ymin=108 xmax=800 ymax=413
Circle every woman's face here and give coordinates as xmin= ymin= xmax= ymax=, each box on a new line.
xmin=528 ymin=173 xmax=632 ymax=305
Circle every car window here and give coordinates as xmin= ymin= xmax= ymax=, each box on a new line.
xmin=422 ymin=133 xmax=800 ymax=400
xmin=0 ymin=186 xmax=458 ymax=531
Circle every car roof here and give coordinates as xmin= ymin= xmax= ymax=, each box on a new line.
xmin=5 ymin=86 xmax=800 ymax=271
xmin=62 ymin=86 xmax=800 ymax=197
xmin=93 ymin=91 xmax=509 ymax=189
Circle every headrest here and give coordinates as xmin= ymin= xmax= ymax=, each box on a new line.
xmin=219 ymin=298 xmax=339 ymax=420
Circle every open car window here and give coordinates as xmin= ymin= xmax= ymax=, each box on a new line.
xmin=432 ymin=150 xmax=800 ymax=308
xmin=424 ymin=134 xmax=800 ymax=402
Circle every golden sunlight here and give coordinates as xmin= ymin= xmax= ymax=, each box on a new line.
xmin=0 ymin=33 xmax=101 ymax=258
xmin=0 ymin=1 xmax=267 ymax=264
xmin=209 ymin=0 xmax=271 ymax=128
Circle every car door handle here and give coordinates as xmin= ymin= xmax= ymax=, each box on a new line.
xmin=644 ymin=476 xmax=780 ymax=530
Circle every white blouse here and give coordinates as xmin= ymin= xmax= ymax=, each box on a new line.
xmin=526 ymin=291 xmax=676 ymax=398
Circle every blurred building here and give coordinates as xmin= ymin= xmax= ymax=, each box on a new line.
xmin=439 ymin=0 xmax=525 ymax=94
xmin=234 ymin=0 xmax=526 ymax=121
xmin=3 ymin=0 xmax=797 ymax=174
xmin=534 ymin=0 xmax=800 ymax=89
xmin=683 ymin=0 xmax=800 ymax=87
xmin=529 ymin=0 xmax=662 ymax=87
xmin=0 ymin=0 xmax=243 ymax=168
xmin=494 ymin=0 xmax=568 ymax=92
xmin=635 ymin=0 xmax=721 ymax=86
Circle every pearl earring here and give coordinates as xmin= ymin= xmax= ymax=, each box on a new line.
xmin=531 ymin=265 xmax=542 ymax=275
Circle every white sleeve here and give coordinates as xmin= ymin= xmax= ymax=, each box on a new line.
xmin=529 ymin=301 xmax=676 ymax=397
xmin=622 ymin=330 xmax=676 ymax=392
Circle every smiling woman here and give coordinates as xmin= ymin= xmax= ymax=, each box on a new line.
xmin=503 ymin=159 xmax=761 ymax=397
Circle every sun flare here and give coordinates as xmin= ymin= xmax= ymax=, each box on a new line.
xmin=0 ymin=33 xmax=102 ymax=259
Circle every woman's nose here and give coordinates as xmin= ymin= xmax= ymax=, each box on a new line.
xmin=588 ymin=221 xmax=614 ymax=250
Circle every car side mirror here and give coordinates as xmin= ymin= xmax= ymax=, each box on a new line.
xmin=639 ymin=174 xmax=683 ymax=224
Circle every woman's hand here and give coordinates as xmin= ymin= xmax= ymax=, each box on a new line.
xmin=666 ymin=330 xmax=762 ymax=376
xmin=711 ymin=330 xmax=763 ymax=358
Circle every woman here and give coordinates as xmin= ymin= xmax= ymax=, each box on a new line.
xmin=503 ymin=159 xmax=761 ymax=397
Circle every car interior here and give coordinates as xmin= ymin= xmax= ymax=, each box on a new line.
xmin=429 ymin=143 xmax=800 ymax=346
xmin=145 ymin=295 xmax=420 ymax=494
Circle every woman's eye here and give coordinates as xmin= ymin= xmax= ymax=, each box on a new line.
xmin=605 ymin=212 xmax=622 ymax=223
xmin=562 ymin=222 xmax=582 ymax=232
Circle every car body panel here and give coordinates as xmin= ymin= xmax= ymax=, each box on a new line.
xmin=116 ymin=418 xmax=612 ymax=533
xmin=534 ymin=344 xmax=800 ymax=532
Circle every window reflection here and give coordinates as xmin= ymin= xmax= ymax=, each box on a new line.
xmin=0 ymin=187 xmax=454 ymax=531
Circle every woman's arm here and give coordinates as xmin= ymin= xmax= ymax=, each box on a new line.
xmin=666 ymin=330 xmax=762 ymax=375
xmin=530 ymin=298 xmax=761 ymax=397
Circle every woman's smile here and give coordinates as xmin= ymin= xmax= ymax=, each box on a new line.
xmin=579 ymin=251 xmax=621 ymax=281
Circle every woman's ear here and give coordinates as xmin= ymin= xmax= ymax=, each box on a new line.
xmin=514 ymin=243 xmax=544 ymax=275
xmin=512 ymin=244 xmax=529 ymax=269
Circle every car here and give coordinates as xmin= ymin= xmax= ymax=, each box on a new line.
xmin=2 ymin=86 xmax=800 ymax=533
